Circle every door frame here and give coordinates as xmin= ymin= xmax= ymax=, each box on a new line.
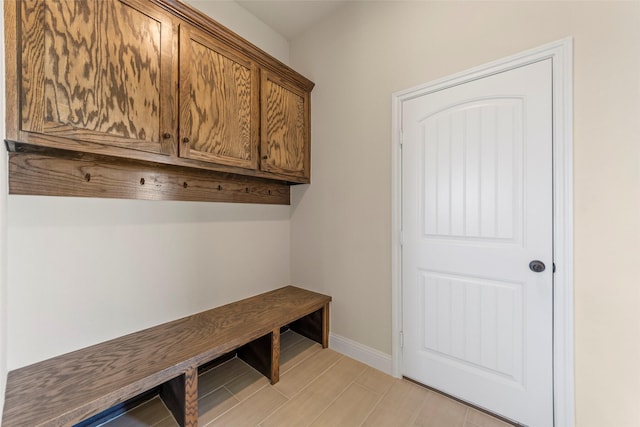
xmin=391 ymin=38 xmax=574 ymax=427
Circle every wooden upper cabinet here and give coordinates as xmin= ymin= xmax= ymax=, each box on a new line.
xmin=18 ymin=0 xmax=176 ymax=155
xmin=179 ymin=25 xmax=259 ymax=170
xmin=7 ymin=0 xmax=314 ymax=202
xmin=261 ymin=72 xmax=310 ymax=182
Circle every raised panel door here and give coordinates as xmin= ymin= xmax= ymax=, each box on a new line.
xmin=261 ymin=72 xmax=310 ymax=181
xmin=402 ymin=60 xmax=553 ymax=426
xmin=179 ymin=25 xmax=259 ymax=170
xmin=19 ymin=0 xmax=175 ymax=154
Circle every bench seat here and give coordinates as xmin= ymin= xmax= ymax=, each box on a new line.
xmin=1 ymin=285 xmax=331 ymax=427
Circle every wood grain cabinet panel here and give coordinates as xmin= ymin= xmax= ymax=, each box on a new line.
xmin=261 ymin=72 xmax=311 ymax=181
xmin=6 ymin=0 xmax=315 ymax=203
xmin=179 ymin=25 xmax=259 ymax=170
xmin=19 ymin=0 xmax=176 ymax=155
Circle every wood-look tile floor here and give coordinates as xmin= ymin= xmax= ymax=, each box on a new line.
xmin=100 ymin=331 xmax=514 ymax=427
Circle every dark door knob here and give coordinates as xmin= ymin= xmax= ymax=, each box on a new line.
xmin=529 ymin=260 xmax=546 ymax=273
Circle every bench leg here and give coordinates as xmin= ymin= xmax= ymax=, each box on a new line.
xmin=322 ymin=302 xmax=330 ymax=349
xmin=237 ymin=329 xmax=280 ymax=384
xmin=159 ymin=367 xmax=198 ymax=427
xmin=271 ymin=328 xmax=280 ymax=384
xmin=183 ymin=368 xmax=199 ymax=427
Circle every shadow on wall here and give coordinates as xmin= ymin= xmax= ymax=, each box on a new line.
xmin=290 ymin=184 xmax=311 ymax=214
xmin=7 ymin=196 xmax=291 ymax=227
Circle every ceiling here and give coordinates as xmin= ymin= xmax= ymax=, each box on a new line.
xmin=235 ymin=1 xmax=348 ymax=39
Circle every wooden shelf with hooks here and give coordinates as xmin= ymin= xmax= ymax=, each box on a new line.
xmin=7 ymin=145 xmax=292 ymax=205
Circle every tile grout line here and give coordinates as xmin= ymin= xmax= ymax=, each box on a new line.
xmin=278 ymin=351 xmax=345 ymax=400
xmin=271 ymin=381 xmax=291 ymax=401
xmin=153 ymin=398 xmax=175 ymax=426
xmin=306 ymin=383 xmax=354 ymax=427
xmin=279 ymin=343 xmax=323 ymax=376
xmin=197 ymin=383 xmax=225 ymax=401
xmin=197 ymin=357 xmax=244 ymax=400
xmin=463 ymin=406 xmax=477 ymax=424
xmin=357 ymin=392 xmax=386 ymax=427
xmin=252 ymin=388 xmax=290 ymax=427
xmin=200 ymin=385 xmax=244 ymax=427
xmin=462 ymin=407 xmax=471 ymax=427
xmin=356 ymin=375 xmax=396 ymax=427
xmin=258 ymin=352 xmax=347 ymax=427
xmin=304 ymin=364 xmax=369 ymax=427
xmin=352 ymin=367 xmax=396 ymax=395
xmin=406 ymin=387 xmax=432 ymax=426
xmin=151 ymin=415 xmax=173 ymax=427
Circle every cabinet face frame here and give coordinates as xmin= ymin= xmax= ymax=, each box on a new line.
xmin=260 ymin=71 xmax=311 ymax=182
xmin=179 ymin=24 xmax=260 ymax=170
xmin=14 ymin=0 xmax=178 ymax=156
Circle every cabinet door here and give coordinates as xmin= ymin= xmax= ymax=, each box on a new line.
xmin=19 ymin=0 xmax=175 ymax=155
xmin=261 ymin=72 xmax=310 ymax=181
xmin=179 ymin=25 xmax=259 ymax=170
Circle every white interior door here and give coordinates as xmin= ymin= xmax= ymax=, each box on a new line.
xmin=402 ymin=59 xmax=553 ymax=426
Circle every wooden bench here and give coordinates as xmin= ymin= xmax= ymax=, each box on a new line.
xmin=1 ymin=285 xmax=331 ymax=427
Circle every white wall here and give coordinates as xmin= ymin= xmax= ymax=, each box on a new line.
xmin=7 ymin=199 xmax=291 ymax=368
xmin=289 ymin=2 xmax=640 ymax=426
xmin=3 ymin=2 xmax=292 ymax=370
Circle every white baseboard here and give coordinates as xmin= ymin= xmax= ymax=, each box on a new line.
xmin=329 ymin=332 xmax=393 ymax=375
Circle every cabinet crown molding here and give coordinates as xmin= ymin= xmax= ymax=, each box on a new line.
xmin=151 ymin=0 xmax=315 ymax=92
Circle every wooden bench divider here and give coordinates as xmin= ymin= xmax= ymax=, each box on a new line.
xmin=1 ymin=286 xmax=331 ymax=427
